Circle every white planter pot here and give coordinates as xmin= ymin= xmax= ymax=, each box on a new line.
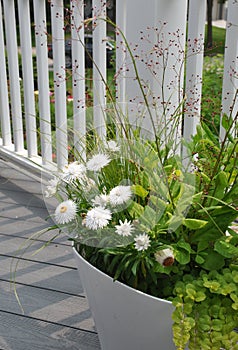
xmin=73 ymin=247 xmax=176 ymax=350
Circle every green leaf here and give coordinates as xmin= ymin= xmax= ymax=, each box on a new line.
xmin=214 ymin=239 xmax=238 ymax=258
xmin=195 ymin=254 xmax=205 ymax=264
xmin=131 ymin=184 xmax=149 ymax=199
xmin=174 ymin=246 xmax=190 ymax=265
xmin=128 ymin=201 xmax=144 ymax=218
xmin=197 ymin=240 xmax=209 ymax=252
xmin=131 ymin=259 xmax=140 ymax=276
xmin=199 ymin=250 xmax=225 ymax=270
xmin=211 ymin=171 xmax=228 ymax=202
xmin=149 ymin=195 xmax=168 ymax=211
xmin=138 ymin=205 xmax=157 ymax=229
xmin=221 ymin=114 xmax=234 ymax=141
xmin=168 ymin=215 xmax=183 ymax=232
xmin=177 ymin=240 xmax=193 ymax=252
xmin=183 ymin=218 xmax=208 ymax=230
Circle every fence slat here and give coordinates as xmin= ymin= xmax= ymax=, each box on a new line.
xmin=71 ymin=0 xmax=86 ymax=158
xmin=184 ymin=0 xmax=206 ymax=141
xmin=18 ymin=0 xmax=38 ymax=158
xmin=51 ymin=0 xmax=68 ymax=169
xmin=220 ymin=0 xmax=238 ymax=139
xmin=3 ymin=0 xmax=24 ymax=152
xmin=0 ymin=0 xmax=12 ymax=147
xmin=92 ymin=0 xmax=107 ymax=139
xmin=33 ymin=0 xmax=52 ymax=166
xmin=115 ymin=0 xmax=188 ymax=145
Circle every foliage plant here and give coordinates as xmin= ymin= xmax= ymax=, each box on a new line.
xmin=18 ymin=14 xmax=238 ymax=350
xmin=44 ymin=111 xmax=238 ymax=349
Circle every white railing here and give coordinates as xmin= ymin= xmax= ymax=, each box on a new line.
xmin=0 ymin=0 xmax=237 ymax=174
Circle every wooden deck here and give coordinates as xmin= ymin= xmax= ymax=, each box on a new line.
xmin=0 ymin=159 xmax=101 ymax=350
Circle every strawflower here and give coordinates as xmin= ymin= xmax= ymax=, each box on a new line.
xmin=62 ymin=161 xmax=87 ymax=182
xmin=115 ymin=219 xmax=134 ymax=237
xmin=134 ymin=233 xmax=151 ymax=251
xmin=85 ymin=207 xmax=112 ymax=230
xmin=109 ymin=185 xmax=132 ymax=206
xmin=55 ymin=200 xmax=77 ymax=225
xmin=86 ymin=153 xmax=110 ymax=171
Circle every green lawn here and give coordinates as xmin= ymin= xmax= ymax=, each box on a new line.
xmin=204 ymin=25 xmax=226 ymax=55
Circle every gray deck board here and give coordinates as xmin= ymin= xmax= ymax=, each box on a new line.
xmin=0 ymin=159 xmax=101 ymax=350
xmin=0 ymin=312 xmax=100 ymax=350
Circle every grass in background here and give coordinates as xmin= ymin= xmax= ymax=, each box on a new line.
xmin=204 ymin=25 xmax=226 ymax=56
xmin=201 ymin=54 xmax=224 ymax=135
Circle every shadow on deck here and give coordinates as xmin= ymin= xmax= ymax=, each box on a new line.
xmin=0 ymin=159 xmax=101 ymax=350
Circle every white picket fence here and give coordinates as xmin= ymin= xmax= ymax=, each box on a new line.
xmin=0 ymin=0 xmax=237 ymax=174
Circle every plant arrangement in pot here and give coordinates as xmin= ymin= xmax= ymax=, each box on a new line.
xmin=43 ymin=104 xmax=238 ymax=349
xmin=41 ymin=19 xmax=238 ymax=349
xmin=15 ymin=14 xmax=238 ymax=350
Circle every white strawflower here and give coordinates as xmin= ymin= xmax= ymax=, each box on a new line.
xmin=55 ymin=200 xmax=77 ymax=225
xmin=106 ymin=140 xmax=120 ymax=152
xmin=154 ymin=248 xmax=174 ymax=267
xmin=45 ymin=177 xmax=60 ymax=198
xmin=92 ymin=194 xmax=109 ymax=207
xmin=115 ymin=219 xmax=134 ymax=237
xmin=86 ymin=153 xmax=110 ymax=171
xmin=62 ymin=161 xmax=86 ymax=182
xmin=109 ymin=185 xmax=132 ymax=206
xmin=134 ymin=233 xmax=150 ymax=251
xmin=85 ymin=207 xmax=112 ymax=230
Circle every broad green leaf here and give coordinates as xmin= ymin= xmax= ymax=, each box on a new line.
xmin=211 ymin=171 xmax=228 ymax=203
xmin=139 ymin=205 xmax=157 ymax=228
xmin=183 ymin=218 xmax=208 ymax=230
xmin=214 ymin=240 xmax=238 ymax=258
xmin=149 ymin=195 xmax=168 ymax=211
xmin=174 ymin=247 xmax=190 ymax=265
xmin=199 ymin=250 xmax=225 ymax=270
xmin=168 ymin=215 xmax=183 ymax=232
xmin=197 ymin=240 xmax=209 ymax=252
xmin=177 ymin=240 xmax=193 ymax=253
xmin=128 ymin=201 xmax=144 ymax=218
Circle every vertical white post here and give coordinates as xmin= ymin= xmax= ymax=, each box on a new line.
xmin=3 ymin=0 xmax=24 ymax=152
xmin=33 ymin=0 xmax=52 ymax=166
xmin=116 ymin=0 xmax=127 ymax=105
xmin=116 ymin=0 xmax=188 ymax=143
xmin=0 ymin=0 xmax=12 ymax=146
xmin=18 ymin=0 xmax=38 ymax=158
xmin=51 ymin=0 xmax=68 ymax=168
xmin=220 ymin=0 xmax=238 ymax=140
xmin=184 ymin=0 xmax=206 ymax=141
xmin=92 ymin=0 xmax=107 ymax=138
xmin=70 ymin=0 xmax=86 ymax=158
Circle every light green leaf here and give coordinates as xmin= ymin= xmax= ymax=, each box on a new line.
xmin=128 ymin=201 xmax=144 ymax=218
xmin=131 ymin=184 xmax=149 ymax=199
xmin=183 ymin=218 xmax=208 ymax=230
xmin=195 ymin=254 xmax=205 ymax=264
xmin=139 ymin=205 xmax=157 ymax=228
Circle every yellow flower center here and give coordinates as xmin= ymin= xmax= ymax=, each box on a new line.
xmin=60 ymin=205 xmax=67 ymax=213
